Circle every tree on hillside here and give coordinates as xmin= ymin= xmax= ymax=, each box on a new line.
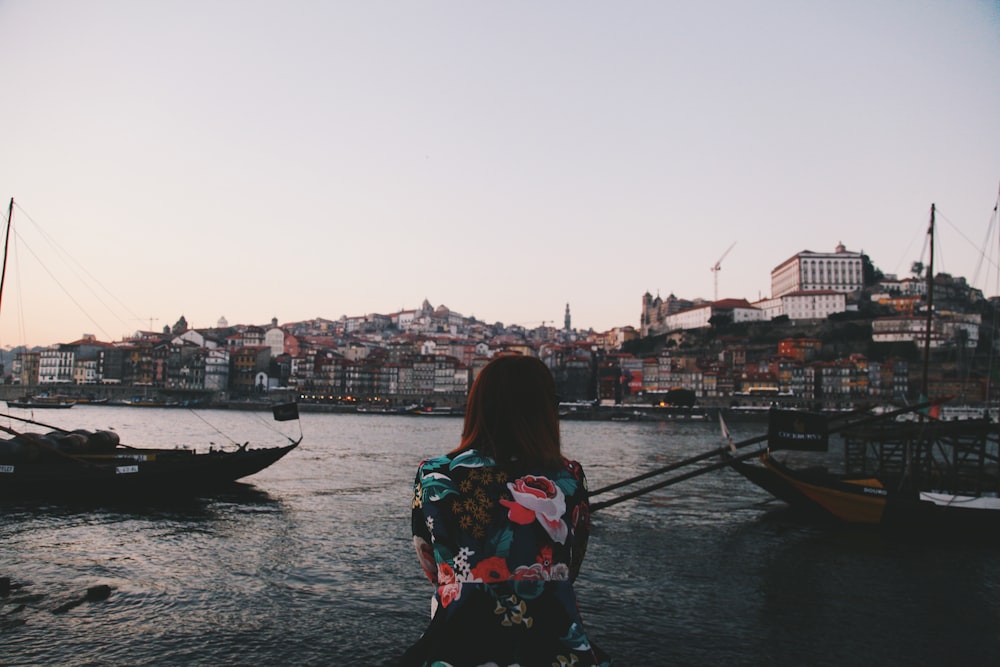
xmin=862 ymin=253 xmax=884 ymax=286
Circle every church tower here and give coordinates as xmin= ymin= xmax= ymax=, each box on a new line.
xmin=564 ymin=303 xmax=571 ymax=331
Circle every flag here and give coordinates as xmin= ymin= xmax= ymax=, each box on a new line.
xmin=719 ymin=413 xmax=736 ymax=454
xmin=767 ymin=408 xmax=828 ymax=451
xmin=917 ymin=395 xmax=942 ymax=419
xmin=272 ymin=402 xmax=300 ymax=422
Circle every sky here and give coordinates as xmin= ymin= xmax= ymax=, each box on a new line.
xmin=1 ymin=1 xmax=999 ymax=347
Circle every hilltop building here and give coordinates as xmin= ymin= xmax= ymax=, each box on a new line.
xmin=753 ymin=290 xmax=848 ymax=322
xmin=771 ymin=243 xmax=863 ymax=298
xmin=641 ymin=293 xmax=705 ymax=336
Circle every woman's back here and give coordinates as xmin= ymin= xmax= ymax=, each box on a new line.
xmin=400 ymin=355 xmax=610 ymax=666
xmin=404 ymin=448 xmax=608 ymax=666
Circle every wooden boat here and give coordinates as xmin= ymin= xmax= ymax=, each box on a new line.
xmin=730 ymin=451 xmax=889 ymax=524
xmin=0 ymin=425 xmax=301 ymax=499
xmin=6 ymin=395 xmax=77 ymax=409
xmin=728 ymin=414 xmax=1000 ymax=536
xmin=408 ymin=404 xmax=457 ymax=416
xmin=0 ymin=199 xmax=302 ymax=499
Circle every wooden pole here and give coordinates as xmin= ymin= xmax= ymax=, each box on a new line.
xmin=0 ymin=198 xmax=13 ymax=315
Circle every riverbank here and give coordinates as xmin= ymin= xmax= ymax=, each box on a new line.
xmin=0 ymin=385 xmax=989 ymax=424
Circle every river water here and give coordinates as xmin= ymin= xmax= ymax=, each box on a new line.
xmin=2 ymin=407 xmax=999 ymax=666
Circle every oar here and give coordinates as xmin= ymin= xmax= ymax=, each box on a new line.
xmin=589 ymin=429 xmax=767 ymax=498
xmin=0 ymin=411 xmax=72 ymax=433
xmin=591 ymin=447 xmax=762 ymax=512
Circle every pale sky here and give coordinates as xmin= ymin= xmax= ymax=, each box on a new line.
xmin=1 ymin=1 xmax=998 ymax=347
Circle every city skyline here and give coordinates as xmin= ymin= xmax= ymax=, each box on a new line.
xmin=1 ymin=193 xmax=998 ymax=348
xmin=1 ymin=1 xmax=998 ymax=347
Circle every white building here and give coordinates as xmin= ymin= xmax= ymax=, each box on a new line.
xmin=38 ymin=347 xmax=75 ymax=384
xmin=781 ymin=290 xmax=848 ymax=321
xmin=771 ymin=243 xmax=864 ymax=298
xmin=666 ymin=304 xmax=713 ymax=330
xmin=872 ymin=314 xmax=980 ymax=349
xmin=264 ymin=326 xmax=285 ymax=357
xmin=204 ymin=348 xmax=231 ymax=391
xmin=665 ymin=299 xmax=765 ymax=331
xmin=878 ymin=275 xmax=927 ymax=296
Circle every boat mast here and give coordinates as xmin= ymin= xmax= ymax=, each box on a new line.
xmin=921 ymin=203 xmax=935 ymax=398
xmin=0 ymin=197 xmax=12 ymax=315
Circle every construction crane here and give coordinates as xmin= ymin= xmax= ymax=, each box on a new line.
xmin=711 ymin=242 xmax=736 ymax=301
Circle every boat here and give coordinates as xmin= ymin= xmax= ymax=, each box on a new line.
xmin=73 ymin=396 xmax=109 ymax=405
xmin=726 ymin=202 xmax=1000 ymax=537
xmin=6 ymin=394 xmax=77 ymax=409
xmin=727 ymin=410 xmax=1000 ymax=536
xmin=120 ymin=398 xmax=180 ymax=408
xmin=0 ymin=422 xmax=301 ymax=499
xmin=0 ymin=198 xmax=302 ymax=499
xmin=408 ymin=404 xmax=458 ymax=416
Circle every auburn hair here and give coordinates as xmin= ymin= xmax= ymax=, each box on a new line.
xmin=453 ymin=354 xmax=562 ymax=469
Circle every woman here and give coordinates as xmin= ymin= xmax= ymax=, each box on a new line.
xmin=400 ymin=354 xmax=611 ymax=666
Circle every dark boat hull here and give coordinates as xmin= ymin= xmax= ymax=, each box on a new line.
xmin=732 ymin=454 xmax=888 ymax=523
xmin=0 ymin=441 xmax=299 ymax=499
xmin=6 ymin=400 xmax=76 ymax=409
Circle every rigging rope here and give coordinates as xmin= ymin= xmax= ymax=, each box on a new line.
xmin=184 ymin=405 xmax=303 ymax=448
xmin=12 ymin=202 xmax=144 ymax=333
xmin=185 ymin=407 xmax=239 ymax=447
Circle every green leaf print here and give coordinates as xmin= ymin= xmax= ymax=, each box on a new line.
xmin=488 ymin=525 xmax=514 ymax=558
xmin=421 ymin=472 xmax=458 ymax=502
xmin=449 ymin=449 xmax=495 ymax=469
xmin=560 ymin=621 xmax=592 ymax=651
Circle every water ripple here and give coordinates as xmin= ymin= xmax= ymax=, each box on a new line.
xmin=3 ymin=409 xmax=1000 ymax=665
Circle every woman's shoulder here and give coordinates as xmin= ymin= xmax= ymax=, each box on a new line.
xmin=417 ymin=448 xmax=497 ymax=475
xmin=560 ymin=456 xmax=586 ymax=479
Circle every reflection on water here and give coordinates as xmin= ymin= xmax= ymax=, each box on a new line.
xmin=2 ymin=408 xmax=1000 ymax=665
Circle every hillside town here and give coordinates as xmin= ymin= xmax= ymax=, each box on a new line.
xmin=2 ymin=243 xmax=996 ymax=413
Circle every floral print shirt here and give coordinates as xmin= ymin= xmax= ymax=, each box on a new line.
xmin=406 ymin=449 xmax=611 ymax=667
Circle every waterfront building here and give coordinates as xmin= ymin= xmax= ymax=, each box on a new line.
xmin=204 ymin=348 xmax=230 ymax=392
xmin=742 ymin=370 xmax=779 ymax=395
xmin=619 ymin=356 xmax=645 ymax=397
xmin=701 ymin=369 xmax=719 ymax=397
xmin=264 ymin=319 xmax=285 ymax=356
xmin=73 ymin=357 xmax=98 ymax=385
xmin=229 ymin=345 xmax=271 ymax=396
xmin=38 ymin=346 xmax=76 ymax=384
xmin=97 ymin=347 xmax=125 ymax=385
xmin=794 ymin=364 xmax=816 ymax=400
xmin=815 ymin=360 xmax=851 ymax=399
xmin=165 ymin=340 xmax=206 ymax=390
